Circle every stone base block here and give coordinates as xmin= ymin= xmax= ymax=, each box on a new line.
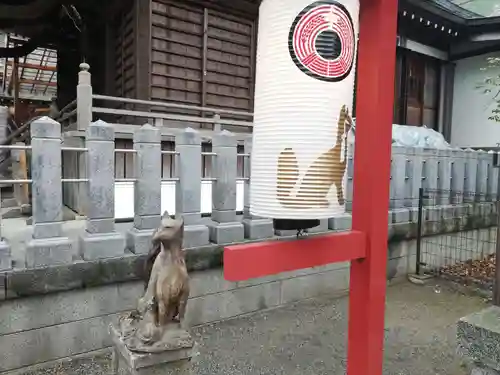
xmin=389 ymin=209 xmax=410 ymax=224
xmin=207 ymin=221 xmax=244 ymax=244
xmin=307 ymin=219 xmax=329 ymax=233
xmin=345 ymin=202 xmax=352 ymax=212
xmin=407 ymin=273 xmax=434 ymax=285
xmin=110 ymin=325 xmax=196 ymax=375
xmin=457 ymin=306 xmax=500 ymax=373
xmin=184 ymin=225 xmax=209 ymax=249
xmin=79 ymin=231 xmax=126 ymax=260
xmin=26 ymin=237 xmax=73 ymax=268
xmin=0 ymin=240 xmax=12 ymax=270
xmin=328 ymin=214 xmax=352 ymax=231
xmin=408 ymin=207 xmax=419 ymax=222
xmin=20 ymin=204 xmax=32 ymax=215
xmin=127 ymin=228 xmax=155 ymax=255
xmin=242 ymin=218 xmax=274 ymax=240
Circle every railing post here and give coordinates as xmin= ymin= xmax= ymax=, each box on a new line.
xmin=345 ymin=139 xmax=354 ymax=212
xmin=0 ymin=199 xmax=11 ymax=270
xmin=451 ymin=148 xmax=465 ymax=204
xmin=12 ymin=141 xmax=30 ymax=213
xmin=390 ymin=146 xmax=406 ymax=209
xmin=0 ymin=106 xmax=8 ymax=143
xmin=476 ymin=150 xmax=489 ymax=201
xmin=422 ymin=148 xmax=438 ymax=193
xmin=77 ymin=62 xmax=92 ymax=131
xmin=79 ymin=120 xmax=125 ymax=260
xmin=437 ymin=148 xmax=452 ymax=205
xmin=26 ymin=117 xmax=73 ymax=268
xmin=464 ymin=149 xmax=478 ymax=202
xmin=0 ymin=106 xmax=9 ymax=182
xmin=488 ymin=151 xmax=498 ymax=202
xmin=0 ymin=177 xmax=11 ymax=270
xmin=175 ymin=127 xmax=209 ymax=248
xmin=408 ymin=147 xmax=423 ymax=208
xmin=207 ymin=131 xmax=244 ymax=244
xmin=213 ymin=113 xmax=221 ymax=132
xmin=241 ymin=139 xmax=273 ymax=240
xmin=389 ymin=146 xmax=410 ymax=223
xmin=127 ymin=124 xmax=162 ymax=254
xmin=422 ymin=148 xmax=439 ymax=225
xmin=328 ymin=138 xmax=354 ymax=232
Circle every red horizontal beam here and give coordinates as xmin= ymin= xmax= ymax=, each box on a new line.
xmin=223 ymin=230 xmax=366 ymax=281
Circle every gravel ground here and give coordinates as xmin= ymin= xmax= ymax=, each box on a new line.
xmin=15 ymin=280 xmax=487 ymax=375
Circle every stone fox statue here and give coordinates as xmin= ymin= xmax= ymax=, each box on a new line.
xmin=142 ymin=213 xmax=189 ymax=326
xmin=118 ymin=212 xmax=193 ymax=353
xmin=276 ymin=104 xmax=353 ymax=208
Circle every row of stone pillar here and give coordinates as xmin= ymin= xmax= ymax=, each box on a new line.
xmin=0 ymin=118 xmax=278 ymax=270
xmin=344 ymin=144 xmax=499 ymax=214
xmin=388 ymin=146 xmax=498 ymax=209
xmin=5 ymin=118 xmax=496 ymax=270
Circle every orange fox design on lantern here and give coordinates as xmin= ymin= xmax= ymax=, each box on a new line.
xmin=276 ymin=104 xmax=353 ymax=208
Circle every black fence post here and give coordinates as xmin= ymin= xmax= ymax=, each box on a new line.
xmin=494 ymin=199 xmax=500 ymax=306
xmin=494 ymin=151 xmax=500 ymax=306
xmin=416 ymin=187 xmax=424 ymax=276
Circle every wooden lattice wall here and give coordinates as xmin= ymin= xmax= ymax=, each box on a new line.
xmin=114 ymin=4 xmax=136 ymax=100
xmin=150 ymin=0 xmax=256 ymax=114
xmin=109 ymin=0 xmax=257 ymax=118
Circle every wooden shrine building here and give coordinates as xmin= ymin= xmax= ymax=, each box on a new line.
xmin=0 ymin=0 xmax=499 ymax=135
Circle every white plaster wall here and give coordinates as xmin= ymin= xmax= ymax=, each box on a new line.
xmin=451 ymin=52 xmax=500 ymax=148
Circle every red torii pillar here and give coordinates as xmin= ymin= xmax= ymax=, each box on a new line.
xmin=223 ymin=0 xmax=398 ymax=374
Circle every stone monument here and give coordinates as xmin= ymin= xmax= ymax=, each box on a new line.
xmin=110 ymin=211 xmax=197 ymax=375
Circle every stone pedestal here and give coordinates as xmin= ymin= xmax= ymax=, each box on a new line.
xmin=80 ymin=232 xmax=126 ymax=260
xmin=328 ymin=213 xmax=352 ymax=231
xmin=242 ymin=217 xmax=274 ymax=240
xmin=127 ymin=228 xmax=156 ymax=255
xmin=207 ymin=221 xmax=244 ymax=244
xmin=110 ymin=325 xmax=197 ymax=375
xmin=457 ymin=306 xmax=500 ymax=375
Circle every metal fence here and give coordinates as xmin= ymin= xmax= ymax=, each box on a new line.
xmin=416 ymin=188 xmax=498 ymax=291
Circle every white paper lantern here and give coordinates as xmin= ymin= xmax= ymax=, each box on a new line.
xmin=250 ymin=0 xmax=359 ymax=228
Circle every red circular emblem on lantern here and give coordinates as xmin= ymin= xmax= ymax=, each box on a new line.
xmin=288 ymin=0 xmax=355 ymax=82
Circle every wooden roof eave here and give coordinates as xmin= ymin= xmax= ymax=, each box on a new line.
xmin=402 ymin=0 xmax=468 ymax=26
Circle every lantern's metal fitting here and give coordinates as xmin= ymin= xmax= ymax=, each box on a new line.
xmin=296 ymin=229 xmax=308 ymax=238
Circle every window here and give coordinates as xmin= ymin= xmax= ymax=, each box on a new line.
xmin=394 ymin=49 xmax=441 ymax=129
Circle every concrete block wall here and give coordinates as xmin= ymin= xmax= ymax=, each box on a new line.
xmin=0 ymin=235 xmax=415 ymax=373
